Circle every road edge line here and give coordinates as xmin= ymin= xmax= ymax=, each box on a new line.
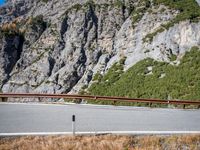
xmin=1 ymin=131 xmax=200 ymax=137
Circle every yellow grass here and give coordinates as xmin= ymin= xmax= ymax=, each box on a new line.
xmin=0 ymin=134 xmax=200 ymax=150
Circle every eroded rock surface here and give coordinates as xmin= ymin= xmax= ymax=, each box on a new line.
xmin=0 ymin=0 xmax=200 ymax=101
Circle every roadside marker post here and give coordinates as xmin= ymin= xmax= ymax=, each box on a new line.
xmin=72 ymin=115 xmax=76 ymax=135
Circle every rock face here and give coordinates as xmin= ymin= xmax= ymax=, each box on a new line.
xmin=0 ymin=0 xmax=200 ymax=100
xmin=196 ymin=0 xmax=200 ymax=5
xmin=0 ymin=34 xmax=24 ymax=87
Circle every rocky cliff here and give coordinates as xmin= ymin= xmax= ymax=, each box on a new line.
xmin=0 ymin=0 xmax=200 ymax=101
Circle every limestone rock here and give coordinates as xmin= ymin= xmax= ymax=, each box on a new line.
xmin=0 ymin=0 xmax=200 ymax=101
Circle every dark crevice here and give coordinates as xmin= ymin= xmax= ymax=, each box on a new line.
xmin=122 ymin=0 xmax=126 ymax=21
xmin=64 ymin=4 xmax=99 ymax=93
xmin=63 ymin=70 xmax=79 ymax=93
xmin=23 ymin=18 xmax=47 ymax=50
xmin=4 ymin=35 xmax=24 ymax=74
xmin=83 ymin=4 xmax=98 ymax=44
xmin=63 ymin=44 xmax=87 ymax=94
xmin=60 ymin=16 xmax=68 ymax=39
xmin=89 ymin=5 xmax=98 ymax=42
xmin=1 ymin=34 xmax=24 ymax=86
xmin=79 ymin=44 xmax=87 ymax=65
xmin=47 ymin=56 xmax=55 ymax=77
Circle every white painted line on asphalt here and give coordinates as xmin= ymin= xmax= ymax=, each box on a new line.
xmin=0 ymin=131 xmax=200 ymax=136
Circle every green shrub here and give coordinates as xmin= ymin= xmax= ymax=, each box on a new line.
xmin=92 ymin=72 xmax=103 ymax=81
xmin=169 ymin=54 xmax=177 ymax=61
xmin=131 ymin=0 xmax=151 ymax=28
xmin=88 ymin=47 xmax=200 ymax=106
xmin=114 ymin=0 xmax=124 ymax=8
xmin=29 ymin=15 xmax=45 ymax=26
xmin=143 ymin=28 xmax=165 ymax=42
xmin=144 ymin=0 xmax=200 ymax=43
xmin=157 ymin=0 xmax=200 ymax=25
xmin=41 ymin=0 xmax=48 ymax=3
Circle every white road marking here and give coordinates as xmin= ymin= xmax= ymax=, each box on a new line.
xmin=0 ymin=131 xmax=200 ymax=136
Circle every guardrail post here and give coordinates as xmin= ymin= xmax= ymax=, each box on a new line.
xmin=167 ymin=100 xmax=170 ymax=108
xmin=183 ymin=104 xmax=186 ymax=109
xmin=0 ymin=97 xmax=7 ymax=102
xmin=72 ymin=115 xmax=76 ymax=136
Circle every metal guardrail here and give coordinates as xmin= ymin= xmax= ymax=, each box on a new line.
xmin=0 ymin=93 xmax=200 ymax=108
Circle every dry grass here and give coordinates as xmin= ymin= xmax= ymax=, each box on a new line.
xmin=0 ymin=134 xmax=200 ymax=150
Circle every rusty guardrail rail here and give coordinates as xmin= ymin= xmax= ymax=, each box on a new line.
xmin=0 ymin=93 xmax=200 ymax=108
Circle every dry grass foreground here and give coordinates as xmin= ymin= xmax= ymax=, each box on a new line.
xmin=0 ymin=134 xmax=200 ymax=150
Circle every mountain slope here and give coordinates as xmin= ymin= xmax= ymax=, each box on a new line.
xmin=0 ymin=0 xmax=200 ymax=102
xmin=89 ymin=47 xmax=200 ymax=102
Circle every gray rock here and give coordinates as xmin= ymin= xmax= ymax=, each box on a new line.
xmin=196 ymin=0 xmax=200 ymax=6
xmin=0 ymin=34 xmax=24 ymax=88
xmin=0 ymin=0 xmax=200 ymax=101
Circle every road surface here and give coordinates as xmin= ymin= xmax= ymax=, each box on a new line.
xmin=0 ymin=103 xmax=200 ymax=135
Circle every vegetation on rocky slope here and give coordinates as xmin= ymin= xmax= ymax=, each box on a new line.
xmin=154 ymin=0 xmax=200 ymax=24
xmin=0 ymin=15 xmax=46 ymax=37
xmin=144 ymin=0 xmax=200 ymax=42
xmin=87 ymin=47 xmax=200 ymax=106
xmin=131 ymin=0 xmax=151 ymax=27
xmin=63 ymin=0 xmax=149 ymax=28
xmin=1 ymin=0 xmax=200 ymax=100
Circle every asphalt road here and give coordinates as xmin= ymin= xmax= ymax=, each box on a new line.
xmin=0 ymin=103 xmax=200 ymax=134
